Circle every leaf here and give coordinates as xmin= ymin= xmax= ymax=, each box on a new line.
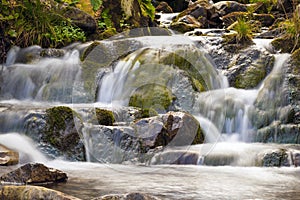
xmin=8 ymin=29 xmax=17 ymax=37
xmin=90 ymin=0 xmax=102 ymax=11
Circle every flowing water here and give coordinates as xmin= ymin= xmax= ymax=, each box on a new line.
xmin=0 ymin=28 xmax=300 ymax=199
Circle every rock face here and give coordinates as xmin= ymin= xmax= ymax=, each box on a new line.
xmin=0 ymin=163 xmax=67 ymax=185
xmin=94 ymin=192 xmax=161 ymax=200
xmin=1 ymin=185 xmax=80 ymax=200
xmin=0 ymin=144 xmax=19 ymax=166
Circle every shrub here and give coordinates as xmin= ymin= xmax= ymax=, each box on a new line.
xmin=0 ymin=0 xmax=86 ymax=48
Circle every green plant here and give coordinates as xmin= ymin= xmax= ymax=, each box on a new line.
xmin=249 ymin=0 xmax=277 ymax=13
xmin=234 ymin=17 xmax=253 ymax=44
xmin=46 ymin=22 xmax=86 ymax=45
xmin=54 ymin=0 xmax=79 ymax=6
xmin=90 ymin=0 xmax=102 ymax=11
xmin=97 ymin=8 xmax=113 ymax=30
xmin=138 ymin=0 xmax=155 ymax=20
xmin=281 ymin=10 xmax=300 ymax=53
xmin=0 ymin=0 xmax=86 ymax=48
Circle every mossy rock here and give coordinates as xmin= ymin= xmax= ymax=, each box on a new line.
xmin=44 ymin=106 xmax=84 ymax=160
xmin=291 ymin=48 xmax=300 ymax=67
xmin=271 ymin=37 xmax=296 ymax=53
xmin=170 ymin=21 xmax=196 ymax=33
xmin=129 ymin=84 xmax=174 ymax=113
xmin=159 ymin=51 xmax=208 ymax=92
xmin=95 ymin=108 xmax=115 ymax=126
xmin=235 ymin=65 xmax=266 ymax=89
xmin=98 ymin=28 xmax=118 ymax=40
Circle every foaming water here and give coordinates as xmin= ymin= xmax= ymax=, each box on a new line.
xmin=0 ymin=133 xmax=47 ymax=163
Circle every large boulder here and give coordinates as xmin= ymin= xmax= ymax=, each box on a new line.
xmin=0 ymin=163 xmax=67 ymax=185
xmin=0 ymin=144 xmax=19 ymax=166
xmin=1 ymin=185 xmax=80 ymax=200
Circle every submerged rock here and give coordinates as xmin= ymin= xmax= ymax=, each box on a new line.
xmin=94 ymin=192 xmax=161 ymax=200
xmin=0 ymin=144 xmax=19 ymax=166
xmin=0 ymin=163 xmax=67 ymax=185
xmin=1 ymin=185 xmax=80 ymax=200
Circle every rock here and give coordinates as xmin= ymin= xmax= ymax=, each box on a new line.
xmin=40 ymin=48 xmax=65 ymax=58
xmin=44 ymin=106 xmax=85 ymax=161
xmin=259 ymin=149 xmax=290 ymax=167
xmin=94 ymin=108 xmax=115 ymax=126
xmin=0 ymin=163 xmax=67 ymax=184
xmin=255 ymin=123 xmax=300 ymax=144
xmin=224 ymin=47 xmax=274 ymax=89
xmin=94 ymin=192 xmax=161 ymax=200
xmin=84 ymin=111 xmax=204 ymax=163
xmin=150 ymin=151 xmax=200 ymax=165
xmin=133 ymin=111 xmax=204 ymax=148
xmin=213 ymin=1 xmax=247 ymax=17
xmin=0 ymin=144 xmax=19 ymax=166
xmin=129 ymin=84 xmax=174 ymax=113
xmin=170 ymin=15 xmax=201 ymax=32
xmin=63 ymin=7 xmax=97 ymax=34
xmin=162 ymin=0 xmax=189 ymax=12
xmin=1 ymin=185 xmax=80 ymax=200
xmin=156 ymin=1 xmax=173 ymax=13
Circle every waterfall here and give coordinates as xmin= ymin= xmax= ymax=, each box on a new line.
xmin=1 ymin=49 xmax=82 ymax=103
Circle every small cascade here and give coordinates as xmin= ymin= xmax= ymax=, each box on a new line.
xmin=1 ymin=49 xmax=82 ymax=103
xmin=193 ymin=88 xmax=258 ymax=141
xmin=97 ymin=49 xmax=143 ymax=105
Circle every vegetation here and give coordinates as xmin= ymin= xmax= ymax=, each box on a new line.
xmin=233 ymin=17 xmax=253 ymax=44
xmin=0 ymin=0 xmax=86 ymax=48
xmin=272 ymin=7 xmax=300 ymax=53
xmin=95 ymin=108 xmax=115 ymax=126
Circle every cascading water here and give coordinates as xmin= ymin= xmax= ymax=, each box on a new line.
xmin=0 ymin=28 xmax=300 ymax=199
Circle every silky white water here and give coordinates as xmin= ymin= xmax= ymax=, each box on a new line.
xmin=0 ymin=30 xmax=299 ymax=199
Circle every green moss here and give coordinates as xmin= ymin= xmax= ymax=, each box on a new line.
xmin=98 ymin=27 xmax=117 ymax=40
xmin=160 ymin=52 xmax=208 ymax=92
xmin=192 ymin=126 xmax=205 ymax=144
xmin=45 ymin=106 xmax=80 ymax=148
xmin=129 ymin=84 xmax=173 ymax=113
xmin=95 ymin=108 xmax=115 ymax=126
xmin=234 ymin=56 xmax=274 ymax=89
xmin=271 ymin=37 xmax=295 ymax=53
xmin=291 ymin=48 xmax=300 ymax=67
xmin=235 ymin=66 xmax=266 ymax=89
xmin=140 ymin=108 xmax=158 ymax=118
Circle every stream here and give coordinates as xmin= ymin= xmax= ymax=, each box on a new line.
xmin=0 ymin=26 xmax=300 ymax=199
